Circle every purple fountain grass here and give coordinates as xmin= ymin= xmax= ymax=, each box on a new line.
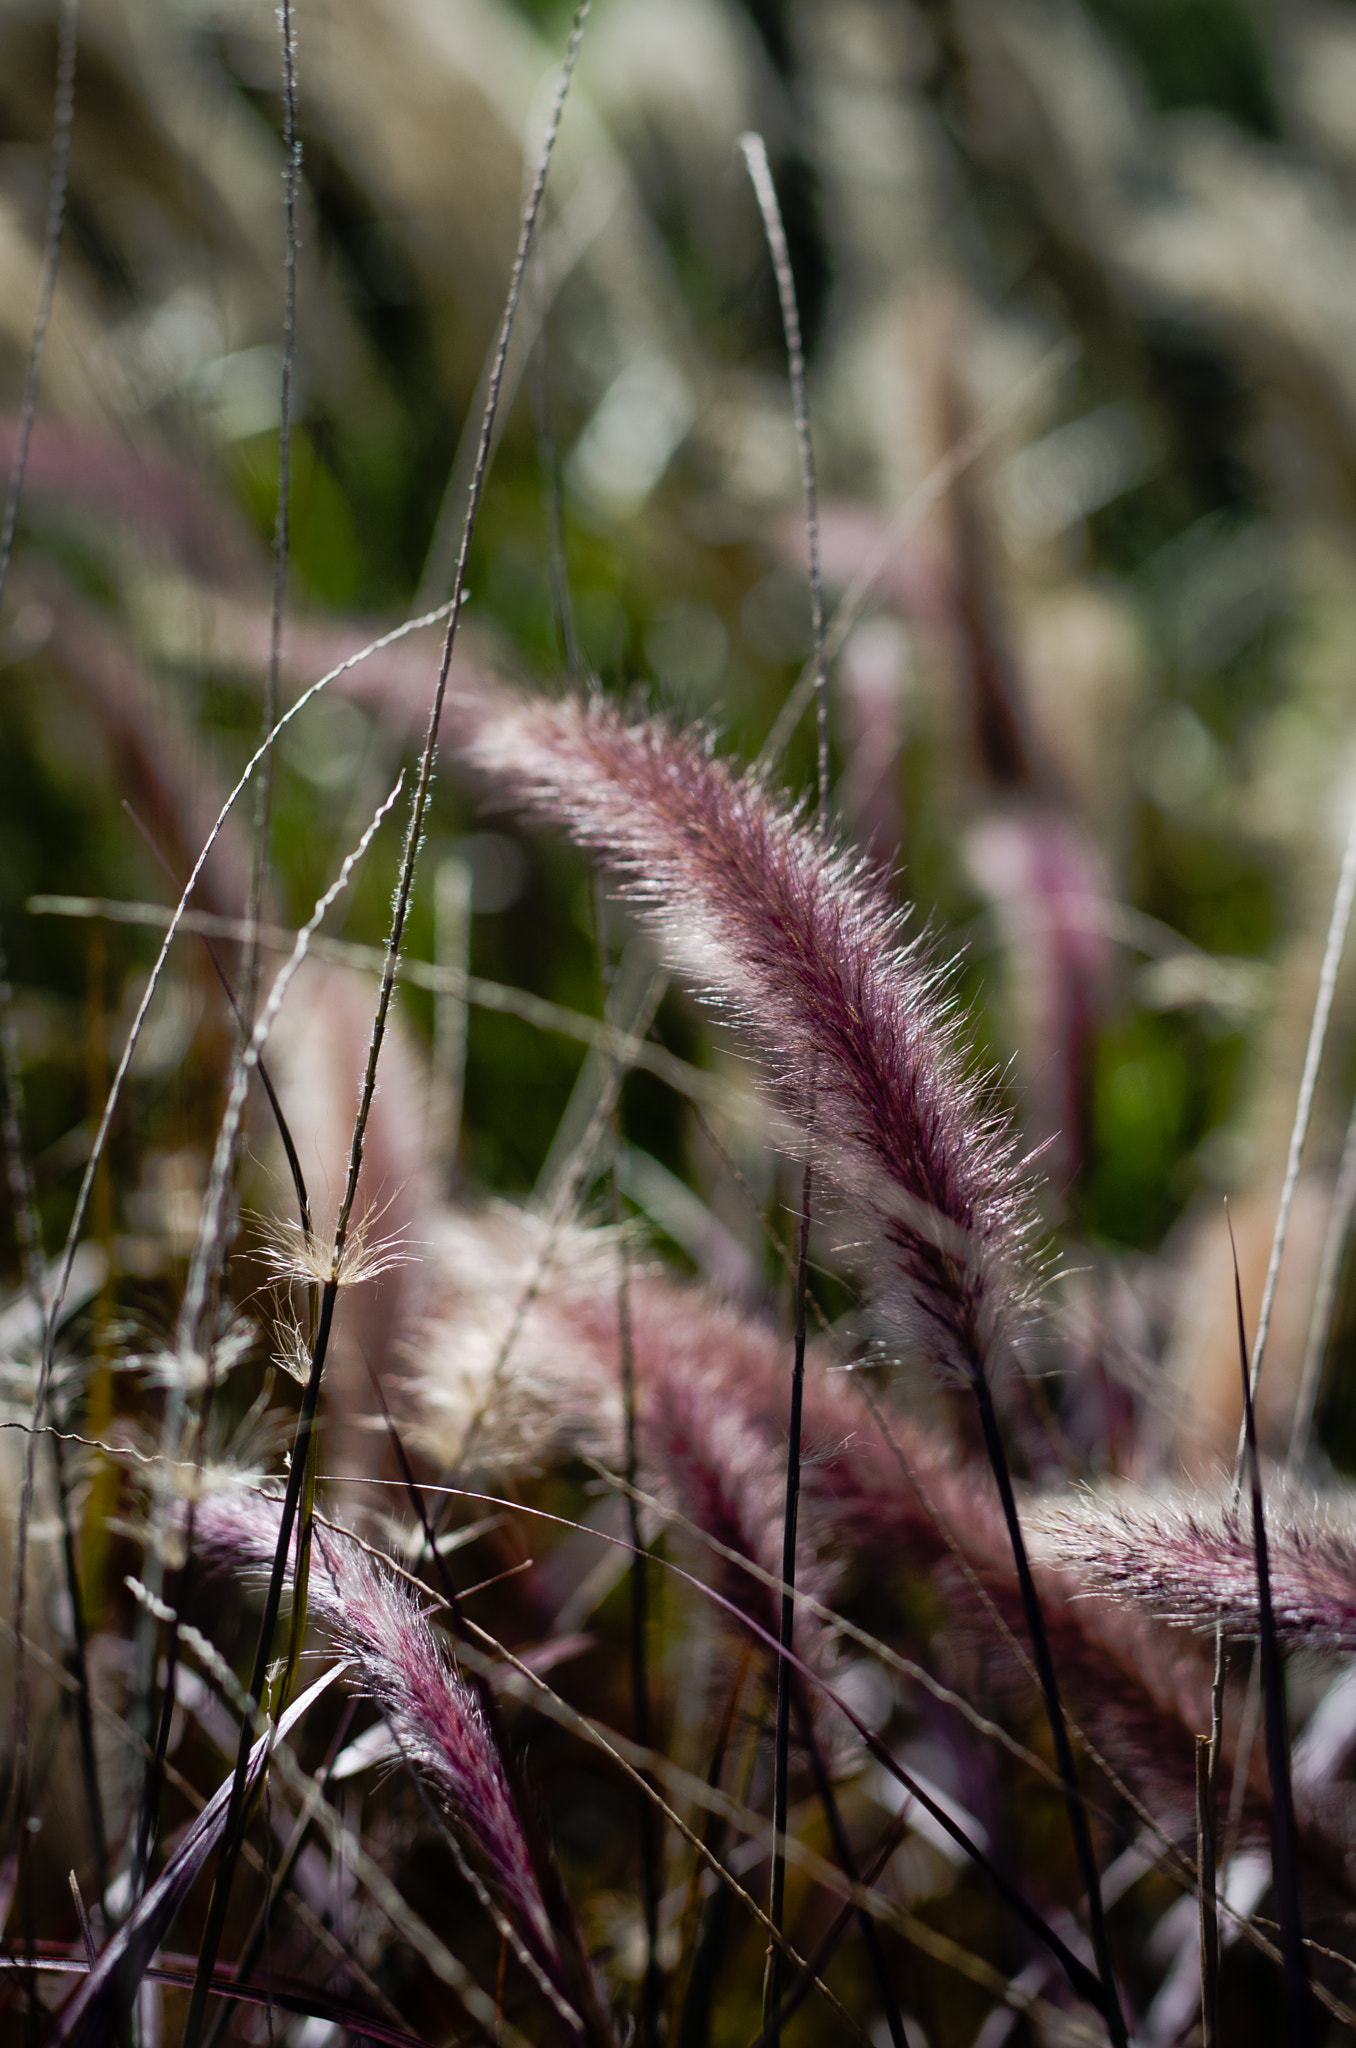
xmin=1036 ymin=1486 xmax=1356 ymax=1655
xmin=410 ymin=1205 xmax=1229 ymax=1822
xmin=640 ymin=1312 xmax=840 ymax=1684
xmin=455 ymin=694 xmax=1135 ymax=2040
xmin=194 ymin=1488 xmax=562 ymax=1974
xmin=410 ymin=1206 xmax=838 ymax=1674
xmin=459 ymin=694 xmax=1034 ymax=1377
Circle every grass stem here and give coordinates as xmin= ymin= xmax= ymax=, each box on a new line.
xmin=763 ymin=1164 xmax=811 ymax=2047
xmin=969 ymin=1363 xmax=1127 ymax=2048
xmin=1197 ymin=1734 xmax=1219 ymax=2048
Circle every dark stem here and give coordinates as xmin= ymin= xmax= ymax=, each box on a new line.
xmin=198 ymin=1699 xmax=405 ymax=2048
xmin=674 ymin=1653 xmax=753 ymax=2048
xmin=363 ymin=1358 xmax=615 ymax=2048
xmin=613 ymin=1155 xmax=661 ymax=2046
xmin=131 ymin=1528 xmax=213 ymax=1921
xmin=330 ymin=0 xmax=591 ymax=1263
xmin=677 ymin=1875 xmax=734 ymax=2048
xmin=118 ymin=799 xmax=312 ymax=1909
xmin=49 ymin=1430 xmax=109 ymax=1912
xmin=590 ymin=1458 xmax=1109 ymax=2019
xmin=1229 ymin=1221 xmax=1312 ymax=2046
xmin=969 ymin=1362 xmax=1127 ymax=2048
xmin=763 ymin=1159 xmax=812 ymax=2047
xmin=793 ymin=1688 xmax=907 ymax=2048
xmin=1197 ymin=1733 xmax=1219 ymax=2048
xmin=747 ymin=1809 xmax=914 ymax=2048
xmin=1205 ymin=1606 xmax=1227 ymax=2036
xmin=180 ymin=1276 xmax=338 ymax=2048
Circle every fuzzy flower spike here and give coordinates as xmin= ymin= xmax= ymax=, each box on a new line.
xmin=1037 ymin=1484 xmax=1356 ymax=1656
xmin=463 ymin=693 xmax=1033 ymax=1377
xmin=461 ymin=694 xmax=1131 ymax=2044
xmin=194 ymin=1489 xmax=585 ymax=2031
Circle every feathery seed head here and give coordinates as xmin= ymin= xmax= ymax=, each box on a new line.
xmin=195 ymin=1488 xmax=557 ymax=1957
xmin=252 ymin=1202 xmax=413 ymax=1291
xmin=1034 ymin=1484 xmax=1356 ymax=1654
xmin=461 ymin=693 xmax=1034 ymax=1377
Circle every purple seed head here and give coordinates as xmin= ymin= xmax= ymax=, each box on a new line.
xmin=462 ymin=694 xmax=1035 ymax=1378
xmin=195 ymin=1489 xmax=555 ymax=1955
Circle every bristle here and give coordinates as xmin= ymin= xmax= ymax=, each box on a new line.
xmin=1035 ymin=1486 xmax=1356 ymax=1653
xmin=459 ymin=695 xmax=1033 ymax=1378
xmin=194 ymin=1490 xmax=558 ymax=1964
xmin=412 ymin=1204 xmax=1224 ymax=1819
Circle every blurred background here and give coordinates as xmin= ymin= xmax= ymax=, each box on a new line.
xmin=6 ymin=0 xmax=1356 ymax=1469
xmin=9 ymin=0 xmax=1356 ymax=1518
xmin=8 ymin=0 xmax=1356 ymax=2037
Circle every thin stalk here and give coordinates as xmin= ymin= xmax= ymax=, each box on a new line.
xmin=362 ymin=1362 xmax=616 ymax=2048
xmin=130 ymin=1583 xmax=182 ymax=1907
xmin=1229 ymin=1218 xmax=1312 ymax=2045
xmin=1204 ymin=1618 xmax=1227 ymax=2036
xmin=1288 ymin=1090 xmax=1356 ymax=1470
xmin=120 ymin=800 xmax=311 ymax=1234
xmin=739 ymin=132 xmax=829 ymax=2048
xmin=180 ymin=759 xmax=406 ymax=2048
xmin=179 ymin=1275 xmax=338 ymax=2048
xmin=120 ymin=803 xmax=312 ymax=1912
xmin=612 ymin=1135 xmax=660 ymax=2047
xmin=1237 ymin=796 xmax=1356 ymax=1453
xmin=738 ymin=132 xmax=828 ymax=801
xmin=1202 ymin=798 xmax=1356 ymax=2011
xmin=793 ymin=1690 xmax=908 ymax=2048
xmin=748 ymin=1808 xmax=913 ymax=2048
xmin=763 ymin=1166 xmax=811 ymax=2045
xmin=1197 ymin=1735 xmax=1219 ymax=2048
xmin=30 ymin=895 xmax=722 ymax=1121
xmin=331 ymin=0 xmax=589 ymax=1260
xmin=240 ymin=0 xmax=301 ymax=1035
xmin=969 ymin=1363 xmax=1127 ymax=2048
